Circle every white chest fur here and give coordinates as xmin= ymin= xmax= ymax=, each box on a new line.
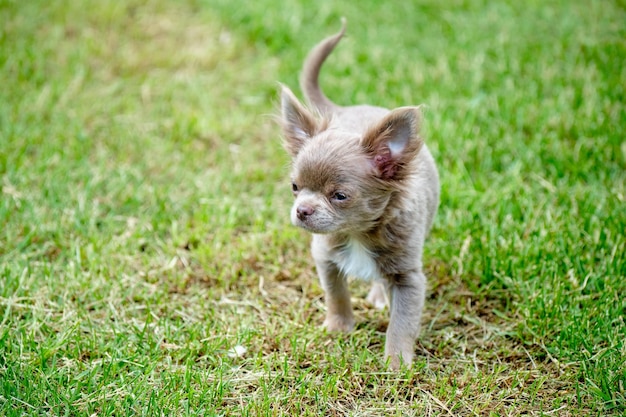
xmin=335 ymin=238 xmax=381 ymax=281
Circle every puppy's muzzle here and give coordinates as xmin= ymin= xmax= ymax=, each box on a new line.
xmin=296 ymin=204 xmax=315 ymax=221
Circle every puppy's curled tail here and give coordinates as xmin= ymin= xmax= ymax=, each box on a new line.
xmin=300 ymin=18 xmax=346 ymax=114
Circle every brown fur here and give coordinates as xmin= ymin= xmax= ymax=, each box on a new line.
xmin=279 ymin=21 xmax=440 ymax=370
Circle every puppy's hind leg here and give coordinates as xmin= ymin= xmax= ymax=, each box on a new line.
xmin=384 ymin=271 xmax=426 ymax=369
xmin=316 ymin=260 xmax=355 ymax=332
xmin=366 ymin=280 xmax=388 ymax=310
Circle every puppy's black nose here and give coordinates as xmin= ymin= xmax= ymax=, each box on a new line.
xmin=296 ymin=205 xmax=315 ymax=220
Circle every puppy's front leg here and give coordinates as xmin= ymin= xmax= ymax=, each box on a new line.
xmin=316 ymin=260 xmax=355 ymax=332
xmin=385 ymin=271 xmax=426 ymax=369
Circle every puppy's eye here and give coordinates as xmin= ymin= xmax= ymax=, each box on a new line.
xmin=292 ymin=183 xmax=299 ymax=192
xmin=332 ymin=192 xmax=348 ymax=201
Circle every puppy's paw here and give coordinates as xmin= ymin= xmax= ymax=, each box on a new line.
xmin=366 ymin=282 xmax=388 ymax=310
xmin=385 ymin=338 xmax=415 ymax=370
xmin=323 ymin=314 xmax=355 ymax=333
xmin=384 ymin=350 xmax=414 ymax=371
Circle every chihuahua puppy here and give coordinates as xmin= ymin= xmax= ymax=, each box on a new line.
xmin=279 ymin=20 xmax=439 ymax=369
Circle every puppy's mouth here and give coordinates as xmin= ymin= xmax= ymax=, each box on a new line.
xmin=290 ymin=204 xmax=340 ymax=234
xmin=292 ymin=217 xmax=337 ymax=234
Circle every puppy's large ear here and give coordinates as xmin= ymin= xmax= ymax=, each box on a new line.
xmin=280 ymin=86 xmax=320 ymax=157
xmin=361 ymin=107 xmax=423 ymax=180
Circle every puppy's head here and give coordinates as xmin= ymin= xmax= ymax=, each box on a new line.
xmin=280 ymin=86 xmax=423 ymax=234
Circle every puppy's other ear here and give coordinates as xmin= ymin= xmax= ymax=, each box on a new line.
xmin=280 ymin=86 xmax=320 ymax=157
xmin=361 ymin=107 xmax=424 ymax=180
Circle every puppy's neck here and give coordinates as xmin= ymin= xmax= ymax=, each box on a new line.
xmin=334 ymin=235 xmax=380 ymax=282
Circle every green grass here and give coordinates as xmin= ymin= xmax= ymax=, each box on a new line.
xmin=1 ymin=0 xmax=624 ymax=415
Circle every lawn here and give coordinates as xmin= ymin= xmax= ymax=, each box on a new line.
xmin=1 ymin=0 xmax=624 ymax=415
